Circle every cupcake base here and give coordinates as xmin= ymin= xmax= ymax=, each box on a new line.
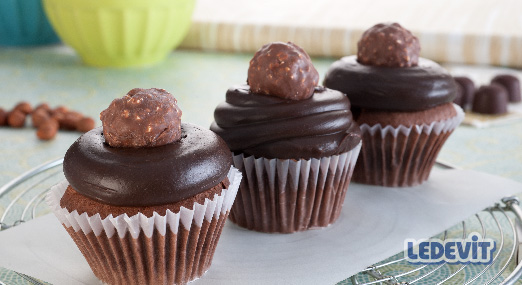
xmin=229 ymin=144 xmax=361 ymax=233
xmin=353 ymin=104 xmax=464 ymax=187
xmin=46 ymin=167 xmax=242 ymax=285
xmin=65 ymin=215 xmax=227 ymax=285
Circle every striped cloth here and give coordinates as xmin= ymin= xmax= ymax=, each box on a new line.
xmin=181 ymin=0 xmax=522 ymax=67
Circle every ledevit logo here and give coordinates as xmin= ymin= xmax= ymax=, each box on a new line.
xmin=404 ymin=232 xmax=496 ymax=265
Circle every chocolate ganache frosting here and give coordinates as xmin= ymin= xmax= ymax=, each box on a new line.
xmin=64 ymin=123 xmax=232 ymax=207
xmin=323 ymin=55 xmax=457 ymax=111
xmin=210 ymin=84 xmax=361 ymax=159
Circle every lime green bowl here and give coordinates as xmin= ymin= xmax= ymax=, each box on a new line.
xmin=43 ymin=0 xmax=195 ymax=67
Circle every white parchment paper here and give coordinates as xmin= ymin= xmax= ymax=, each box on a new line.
xmin=0 ymin=169 xmax=521 ymax=285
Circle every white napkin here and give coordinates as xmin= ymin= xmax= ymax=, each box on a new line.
xmin=0 ymin=169 xmax=521 ymax=285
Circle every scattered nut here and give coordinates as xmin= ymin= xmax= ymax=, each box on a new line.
xmin=7 ymin=109 xmax=26 ymax=128
xmin=0 ymin=108 xmax=7 ymax=126
xmin=60 ymin=111 xmax=83 ymax=130
xmin=36 ymin=118 xmax=59 ymax=140
xmin=51 ymin=111 xmax=65 ymax=124
xmin=32 ymin=108 xmax=51 ymax=128
xmin=2 ymin=101 xmax=95 ymax=141
xmin=14 ymin=101 xmax=33 ymax=114
xmin=76 ymin=117 xmax=95 ymax=132
xmin=51 ymin=106 xmax=68 ymax=116
xmin=33 ymin=103 xmax=51 ymax=114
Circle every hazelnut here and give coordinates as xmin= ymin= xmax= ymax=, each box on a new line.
xmin=51 ymin=111 xmax=65 ymax=124
xmin=60 ymin=111 xmax=83 ymax=130
xmin=7 ymin=109 xmax=26 ymax=128
xmin=76 ymin=117 xmax=95 ymax=132
xmin=14 ymin=101 xmax=33 ymax=114
xmin=33 ymin=103 xmax=51 ymax=114
xmin=36 ymin=118 xmax=59 ymax=140
xmin=51 ymin=105 xmax=68 ymax=116
xmin=32 ymin=108 xmax=51 ymax=128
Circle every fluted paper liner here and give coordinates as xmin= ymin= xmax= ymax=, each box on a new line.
xmin=46 ymin=167 xmax=241 ymax=285
xmin=353 ymin=104 xmax=465 ymax=187
xmin=229 ymin=143 xmax=361 ymax=233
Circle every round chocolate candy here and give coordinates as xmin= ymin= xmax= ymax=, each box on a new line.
xmin=472 ymin=84 xmax=508 ymax=115
xmin=453 ymin=76 xmax=475 ymax=108
xmin=357 ymin=22 xmax=420 ymax=68
xmin=247 ymin=42 xmax=319 ymax=100
xmin=491 ymin=74 xmax=521 ymax=103
xmin=100 ymin=88 xmax=183 ymax=148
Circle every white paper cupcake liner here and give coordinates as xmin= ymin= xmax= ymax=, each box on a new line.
xmin=354 ymin=104 xmax=464 ymax=187
xmin=46 ymin=167 xmax=241 ymax=285
xmin=229 ymin=143 xmax=361 ymax=233
xmin=360 ymin=104 xmax=465 ymax=137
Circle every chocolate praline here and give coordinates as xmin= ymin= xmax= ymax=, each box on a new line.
xmin=472 ymin=84 xmax=509 ymax=115
xmin=100 ymin=88 xmax=182 ymax=148
xmin=357 ymin=22 xmax=420 ymax=68
xmin=491 ymin=74 xmax=521 ymax=103
xmin=247 ymin=42 xmax=319 ymax=100
xmin=453 ymin=76 xmax=475 ymax=108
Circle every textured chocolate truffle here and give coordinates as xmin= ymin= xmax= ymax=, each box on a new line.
xmin=491 ymin=74 xmax=521 ymax=103
xmin=100 ymin=88 xmax=182 ymax=148
xmin=247 ymin=42 xmax=319 ymax=100
xmin=357 ymin=23 xmax=420 ymax=68
xmin=472 ymin=84 xmax=508 ymax=115
xmin=453 ymin=76 xmax=475 ymax=107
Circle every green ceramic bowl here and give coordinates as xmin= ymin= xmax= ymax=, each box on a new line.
xmin=43 ymin=0 xmax=195 ymax=67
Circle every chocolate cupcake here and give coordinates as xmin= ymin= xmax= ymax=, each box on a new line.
xmin=324 ymin=23 xmax=464 ymax=187
xmin=46 ymin=88 xmax=242 ymax=285
xmin=211 ymin=42 xmax=362 ymax=233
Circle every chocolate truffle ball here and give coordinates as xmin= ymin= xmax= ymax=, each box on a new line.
xmin=247 ymin=42 xmax=319 ymax=100
xmin=357 ymin=22 xmax=420 ymax=68
xmin=453 ymin=76 xmax=475 ymax=108
xmin=491 ymin=74 xmax=521 ymax=103
xmin=472 ymin=84 xmax=508 ymax=115
xmin=100 ymin=88 xmax=183 ymax=148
